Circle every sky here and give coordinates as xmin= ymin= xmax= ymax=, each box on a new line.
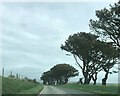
xmin=1 ymin=1 xmax=119 ymax=83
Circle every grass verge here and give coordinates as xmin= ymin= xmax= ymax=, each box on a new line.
xmin=56 ymin=83 xmax=119 ymax=95
xmin=19 ymin=84 xmax=43 ymax=94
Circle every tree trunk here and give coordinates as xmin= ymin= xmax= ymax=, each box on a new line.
xmin=79 ymin=78 xmax=83 ymax=84
xmin=43 ymin=80 xmax=46 ymax=85
xmin=102 ymin=70 xmax=109 ymax=85
xmin=92 ymin=73 xmax=97 ymax=85
xmin=82 ymin=59 xmax=91 ymax=84
xmin=102 ymin=78 xmax=107 ymax=85
xmin=84 ymin=77 xmax=90 ymax=84
xmin=65 ymin=78 xmax=68 ymax=84
xmin=93 ymin=79 xmax=97 ymax=85
xmin=83 ymin=73 xmax=88 ymax=84
xmin=57 ymin=80 xmax=59 ymax=84
xmin=83 ymin=72 xmax=91 ymax=84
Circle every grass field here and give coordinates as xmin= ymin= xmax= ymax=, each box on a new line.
xmin=1 ymin=76 xmax=43 ymax=95
xmin=57 ymin=83 xmax=119 ymax=95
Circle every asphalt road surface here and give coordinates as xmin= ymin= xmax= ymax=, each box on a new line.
xmin=38 ymin=85 xmax=98 ymax=96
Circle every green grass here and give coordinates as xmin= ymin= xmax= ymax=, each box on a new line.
xmin=0 ymin=76 xmax=2 ymax=94
xmin=2 ymin=76 xmax=43 ymax=95
xmin=19 ymin=84 xmax=43 ymax=94
xmin=56 ymin=83 xmax=119 ymax=94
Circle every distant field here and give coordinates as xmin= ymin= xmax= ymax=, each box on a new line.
xmin=1 ymin=76 xmax=43 ymax=95
xmin=57 ymin=83 xmax=119 ymax=95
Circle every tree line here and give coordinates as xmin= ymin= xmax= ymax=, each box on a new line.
xmin=41 ymin=64 xmax=79 ymax=85
xmin=41 ymin=2 xmax=120 ymax=85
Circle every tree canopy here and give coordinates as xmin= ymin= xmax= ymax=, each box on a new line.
xmin=61 ymin=32 xmax=118 ymax=85
xmin=89 ymin=2 xmax=120 ymax=49
xmin=41 ymin=63 xmax=78 ymax=85
xmin=89 ymin=2 xmax=120 ymax=85
xmin=61 ymin=32 xmax=98 ymax=84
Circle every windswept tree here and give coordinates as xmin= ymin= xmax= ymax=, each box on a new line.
xmin=91 ymin=41 xmax=119 ymax=85
xmin=100 ymin=43 xmax=118 ymax=85
xmin=61 ymin=32 xmax=100 ymax=84
xmin=41 ymin=70 xmax=55 ymax=85
xmin=51 ymin=64 xmax=79 ymax=84
xmin=61 ymin=32 xmax=118 ymax=85
xmin=89 ymin=2 xmax=120 ymax=49
xmin=41 ymin=63 xmax=78 ymax=85
xmin=89 ymin=2 xmax=120 ymax=85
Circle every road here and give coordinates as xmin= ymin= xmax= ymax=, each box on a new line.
xmin=38 ymin=85 xmax=97 ymax=96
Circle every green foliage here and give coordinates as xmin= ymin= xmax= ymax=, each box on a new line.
xmin=41 ymin=63 xmax=78 ymax=84
xmin=61 ymin=32 xmax=98 ymax=60
xmin=89 ymin=2 xmax=120 ymax=49
xmin=89 ymin=2 xmax=120 ymax=85
xmin=60 ymin=32 xmax=119 ymax=85
xmin=61 ymin=32 xmax=102 ymax=84
xmin=51 ymin=64 xmax=78 ymax=78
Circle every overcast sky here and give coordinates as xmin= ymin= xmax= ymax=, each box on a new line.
xmin=1 ymin=1 xmax=118 ymax=83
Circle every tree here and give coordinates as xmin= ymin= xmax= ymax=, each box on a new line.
xmin=89 ymin=2 xmax=120 ymax=85
xmin=61 ymin=32 xmax=100 ymax=84
xmin=60 ymin=32 xmax=119 ymax=85
xmin=41 ymin=64 xmax=78 ymax=84
xmin=89 ymin=2 xmax=120 ymax=49
xmin=92 ymin=41 xmax=119 ymax=85
xmin=41 ymin=71 xmax=53 ymax=85
xmin=51 ymin=64 xmax=79 ymax=84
